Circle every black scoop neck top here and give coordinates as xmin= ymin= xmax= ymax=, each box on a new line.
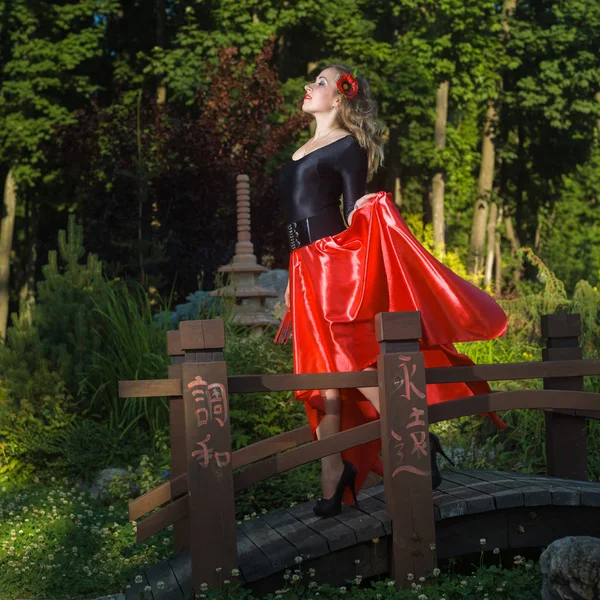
xmin=278 ymin=135 xmax=368 ymax=224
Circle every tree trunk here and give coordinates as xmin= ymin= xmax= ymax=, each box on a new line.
xmin=494 ymin=229 xmax=502 ymax=294
xmin=504 ymin=214 xmax=520 ymax=256
xmin=431 ymin=80 xmax=449 ymax=257
xmin=0 ymin=169 xmax=17 ymax=342
xmin=468 ymin=100 xmax=497 ymax=276
xmin=596 ymin=91 xmax=600 ymax=137
xmin=394 ymin=176 xmax=402 ymax=207
xmin=156 ymin=0 xmax=167 ymax=104
xmin=484 ymin=201 xmax=498 ymax=286
xmin=307 ymin=61 xmax=319 ymax=137
xmin=386 ymin=127 xmax=403 ymax=207
xmin=468 ymin=0 xmax=516 ymax=280
xmin=18 ymin=196 xmax=36 ymax=322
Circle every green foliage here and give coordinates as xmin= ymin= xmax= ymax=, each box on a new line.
xmin=83 ymin=283 xmax=170 ymax=435
xmin=0 ymin=480 xmax=172 ymax=599
xmin=539 ymin=147 xmax=600 ymax=293
xmin=0 ymin=217 xmax=110 ymax=479
xmin=225 ymin=329 xmax=305 ymax=449
xmin=0 ymin=480 xmax=541 ymax=600
xmin=0 ymin=0 xmax=121 ymax=187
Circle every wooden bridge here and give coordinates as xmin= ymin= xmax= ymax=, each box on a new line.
xmin=119 ymin=311 xmax=600 ymax=599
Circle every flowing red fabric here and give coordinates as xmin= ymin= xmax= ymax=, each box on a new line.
xmin=280 ymin=192 xmax=508 ymax=502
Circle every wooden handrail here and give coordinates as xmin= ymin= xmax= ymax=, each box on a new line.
xmin=426 ymin=359 xmax=600 ymax=384
xmin=428 ymin=389 xmax=600 ymax=423
xmin=119 ymin=359 xmax=600 ymax=399
xmin=231 ymin=389 xmax=600 ymax=492
xmin=233 ymin=421 xmax=381 ymax=492
xmin=131 ymin=388 xmax=600 ymax=520
xmin=129 ymin=426 xmax=314 ymax=521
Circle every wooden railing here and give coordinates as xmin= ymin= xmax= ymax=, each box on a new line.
xmin=119 ymin=311 xmax=600 ymax=592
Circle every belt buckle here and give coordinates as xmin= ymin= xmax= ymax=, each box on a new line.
xmin=287 ymin=222 xmax=301 ymax=250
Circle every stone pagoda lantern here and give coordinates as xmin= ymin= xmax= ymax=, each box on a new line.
xmin=210 ymin=174 xmax=279 ymax=333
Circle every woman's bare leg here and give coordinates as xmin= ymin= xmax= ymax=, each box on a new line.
xmin=317 ymin=367 xmax=379 ymax=499
xmin=357 ymin=366 xmax=380 ymax=414
xmin=316 ymin=390 xmax=344 ymax=499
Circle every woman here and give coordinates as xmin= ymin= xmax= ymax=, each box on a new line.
xmin=275 ymin=64 xmax=507 ymax=517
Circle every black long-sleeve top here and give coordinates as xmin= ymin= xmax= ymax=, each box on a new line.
xmin=278 ymin=135 xmax=368 ymax=224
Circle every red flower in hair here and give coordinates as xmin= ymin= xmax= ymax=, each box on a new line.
xmin=337 ymin=72 xmax=359 ymax=100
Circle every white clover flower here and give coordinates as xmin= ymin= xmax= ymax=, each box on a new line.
xmin=418 ymin=595 xmax=428 ymax=600
xmin=295 ymin=556 xmax=303 ymax=564
xmin=429 ymin=543 xmax=436 ymax=550
xmin=224 ymin=579 xmax=231 ymax=585
xmin=461 ymin=580 xmax=467 ymax=587
xmin=135 ymin=575 xmax=143 ymax=584
xmin=406 ymin=573 xmax=414 ymax=581
xmin=419 ymin=576 xmax=425 ymax=582
xmin=231 ymin=568 xmax=240 ymax=577
xmin=200 ymin=582 xmax=208 ymax=591
xmin=387 ymin=580 xmax=395 ymax=587
xmin=291 ymin=574 xmax=300 ymax=582
xmin=283 ymin=573 xmax=290 ymax=580
xmin=493 ymin=547 xmax=500 ymax=554
xmin=215 ymin=567 xmax=223 ymax=573
xmin=433 ymin=568 xmax=440 ymax=577
xmin=479 ymin=538 xmax=486 ymax=545
xmin=477 ymin=585 xmax=484 ymax=591
xmin=339 ymin=586 xmax=347 ymax=594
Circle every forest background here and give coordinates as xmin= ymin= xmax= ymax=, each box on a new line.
xmin=1 ymin=0 xmax=599 ymax=320
xmin=0 ymin=1 xmax=599 ymax=597
xmin=0 ymin=0 xmax=599 ymax=474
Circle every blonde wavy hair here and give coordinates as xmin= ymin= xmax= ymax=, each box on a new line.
xmin=325 ymin=63 xmax=386 ymax=179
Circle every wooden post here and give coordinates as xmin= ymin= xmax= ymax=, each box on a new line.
xmin=167 ymin=329 xmax=188 ymax=554
xmin=542 ymin=313 xmax=587 ymax=480
xmin=376 ymin=311 xmax=436 ymax=587
xmin=180 ymin=319 xmax=237 ymax=591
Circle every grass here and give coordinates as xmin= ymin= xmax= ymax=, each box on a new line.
xmin=0 ymin=479 xmax=172 ymax=600
xmin=0 ymin=474 xmax=543 ymax=600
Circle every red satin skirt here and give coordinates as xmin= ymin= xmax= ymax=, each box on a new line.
xmin=280 ymin=192 xmax=508 ymax=501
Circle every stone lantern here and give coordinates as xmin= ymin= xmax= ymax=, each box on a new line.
xmin=210 ymin=174 xmax=279 ymax=333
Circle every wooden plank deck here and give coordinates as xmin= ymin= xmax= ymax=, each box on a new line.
xmin=124 ymin=469 xmax=600 ymax=598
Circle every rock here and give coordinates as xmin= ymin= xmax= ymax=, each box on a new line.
xmin=540 ymin=536 xmax=600 ymax=600
xmin=88 ymin=468 xmax=136 ymax=501
xmin=257 ymin=269 xmax=288 ymax=310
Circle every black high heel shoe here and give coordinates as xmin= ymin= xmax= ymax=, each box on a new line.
xmin=429 ymin=432 xmax=454 ymax=489
xmin=313 ymin=461 xmax=358 ymax=518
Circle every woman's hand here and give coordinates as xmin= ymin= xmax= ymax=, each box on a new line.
xmin=347 ymin=193 xmax=378 ymax=225
xmin=285 ymin=281 xmax=290 ymax=309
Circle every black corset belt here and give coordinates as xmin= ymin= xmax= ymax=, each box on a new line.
xmin=286 ymin=207 xmax=346 ymax=251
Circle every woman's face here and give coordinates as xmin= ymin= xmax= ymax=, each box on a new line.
xmin=302 ymin=68 xmax=341 ymax=115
